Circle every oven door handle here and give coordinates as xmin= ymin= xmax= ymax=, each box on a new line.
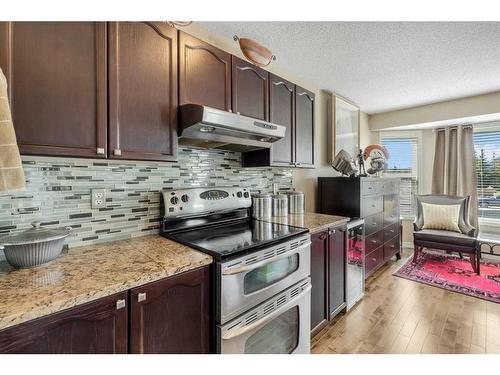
xmin=221 ymin=284 xmax=312 ymax=341
xmin=222 ymin=241 xmax=311 ymax=275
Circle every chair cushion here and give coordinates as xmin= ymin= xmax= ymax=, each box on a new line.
xmin=421 ymin=202 xmax=461 ymax=233
xmin=414 ymin=229 xmax=477 ymax=247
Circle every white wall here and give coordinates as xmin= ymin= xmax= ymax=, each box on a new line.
xmin=369 ymin=91 xmax=500 ymax=131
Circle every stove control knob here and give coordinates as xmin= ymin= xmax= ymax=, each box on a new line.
xmin=181 ymin=194 xmax=189 ymax=203
xmin=243 ymin=192 xmax=249 ymax=198
xmin=170 ymin=196 xmax=179 ymax=205
xmin=237 ymin=191 xmax=243 ymax=198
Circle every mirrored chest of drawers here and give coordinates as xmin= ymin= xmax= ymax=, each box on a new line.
xmin=318 ymin=177 xmax=401 ymax=277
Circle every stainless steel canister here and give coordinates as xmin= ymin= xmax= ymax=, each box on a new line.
xmin=272 ymin=194 xmax=288 ymax=217
xmin=251 ymin=193 xmax=272 ymax=220
xmin=285 ymin=191 xmax=305 ymax=214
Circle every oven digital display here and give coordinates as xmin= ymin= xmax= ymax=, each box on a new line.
xmin=200 ymin=190 xmax=229 ymax=200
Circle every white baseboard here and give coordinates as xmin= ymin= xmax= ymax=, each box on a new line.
xmin=402 ymin=241 xmax=413 ymax=249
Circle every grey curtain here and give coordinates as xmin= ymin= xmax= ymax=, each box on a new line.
xmin=431 ymin=129 xmax=445 ymax=194
xmin=430 ymin=125 xmax=478 ymax=228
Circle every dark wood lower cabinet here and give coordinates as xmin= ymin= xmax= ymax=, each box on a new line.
xmin=0 ymin=292 xmax=128 ymax=354
xmin=310 ymin=224 xmax=347 ymax=338
xmin=130 ymin=266 xmax=210 ymax=354
xmin=0 ymin=265 xmax=211 ymax=354
xmin=328 ymin=226 xmax=347 ymax=319
xmin=310 ymin=230 xmax=329 ymax=336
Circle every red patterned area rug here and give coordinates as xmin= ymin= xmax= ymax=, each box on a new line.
xmin=393 ymin=252 xmax=500 ymax=303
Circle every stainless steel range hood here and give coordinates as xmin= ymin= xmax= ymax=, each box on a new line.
xmin=178 ymin=104 xmax=286 ymax=152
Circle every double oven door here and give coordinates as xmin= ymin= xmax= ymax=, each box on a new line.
xmin=217 ymin=234 xmax=311 ymax=324
xmin=218 ymin=278 xmax=311 ymax=354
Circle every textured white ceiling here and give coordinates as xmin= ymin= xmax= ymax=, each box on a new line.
xmin=198 ymin=22 xmax=500 ymax=114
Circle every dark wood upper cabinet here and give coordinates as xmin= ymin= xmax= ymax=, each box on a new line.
xmin=130 ymin=266 xmax=210 ymax=354
xmin=295 ymin=86 xmax=315 ymax=167
xmin=328 ymin=226 xmax=346 ymax=319
xmin=108 ymin=22 xmax=177 ymax=161
xmin=179 ymin=31 xmax=231 ymax=111
xmin=310 ymin=230 xmax=329 ymax=336
xmin=231 ymin=56 xmax=269 ymax=121
xmin=0 ymin=292 xmax=128 ymax=354
xmin=269 ymin=73 xmax=295 ymax=166
xmin=0 ymin=22 xmax=107 ymax=158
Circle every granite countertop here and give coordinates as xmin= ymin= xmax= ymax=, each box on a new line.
xmin=265 ymin=212 xmax=349 ymax=234
xmin=0 ymin=235 xmax=212 ymax=331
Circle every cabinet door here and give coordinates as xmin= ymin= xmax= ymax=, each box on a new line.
xmin=179 ymin=31 xmax=231 ymax=111
xmin=130 ymin=266 xmax=210 ymax=354
xmin=269 ymin=73 xmax=295 ymax=166
xmin=108 ymin=22 xmax=177 ymax=161
xmin=0 ymin=22 xmax=107 ymax=158
xmin=328 ymin=226 xmax=346 ymax=319
xmin=310 ymin=230 xmax=329 ymax=336
xmin=0 ymin=292 xmax=128 ymax=354
xmin=231 ymin=56 xmax=269 ymax=120
xmin=294 ymin=86 xmax=314 ymax=167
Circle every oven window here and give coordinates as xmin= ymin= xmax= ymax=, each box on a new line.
xmin=244 ymin=254 xmax=299 ymax=294
xmin=244 ymin=306 xmax=299 ymax=354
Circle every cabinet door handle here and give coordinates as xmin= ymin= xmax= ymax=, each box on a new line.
xmin=116 ymin=299 xmax=126 ymax=310
xmin=114 ymin=149 xmax=122 ymax=156
xmin=96 ymin=147 xmax=105 ymax=155
xmin=137 ymin=292 xmax=147 ymax=302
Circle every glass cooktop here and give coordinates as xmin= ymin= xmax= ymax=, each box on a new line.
xmin=164 ymin=219 xmax=308 ymax=260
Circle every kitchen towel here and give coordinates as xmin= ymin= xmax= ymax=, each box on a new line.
xmin=0 ymin=67 xmax=25 ymax=193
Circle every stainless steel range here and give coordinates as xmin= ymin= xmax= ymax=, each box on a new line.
xmin=161 ymin=187 xmax=311 ymax=354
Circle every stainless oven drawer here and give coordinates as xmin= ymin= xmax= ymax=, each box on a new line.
xmin=218 ymin=234 xmax=311 ymax=324
xmin=218 ymin=278 xmax=311 ymax=354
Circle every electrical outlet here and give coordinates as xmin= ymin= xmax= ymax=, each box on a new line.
xmin=91 ymin=189 xmax=107 ymax=209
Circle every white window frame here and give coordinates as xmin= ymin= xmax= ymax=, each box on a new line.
xmin=379 ymin=130 xmax=423 ymax=219
xmin=474 ymin=122 xmax=500 ymax=229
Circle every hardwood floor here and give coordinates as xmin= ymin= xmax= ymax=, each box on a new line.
xmin=311 ymin=249 xmax=500 ymax=354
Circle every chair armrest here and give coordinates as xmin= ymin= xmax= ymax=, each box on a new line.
xmin=464 ymin=224 xmax=477 ymax=238
xmin=413 ymin=221 xmax=421 ymax=232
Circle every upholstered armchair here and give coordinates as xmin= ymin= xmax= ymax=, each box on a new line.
xmin=413 ymin=194 xmax=480 ymax=274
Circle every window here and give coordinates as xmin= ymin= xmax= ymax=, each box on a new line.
xmin=380 ymin=133 xmax=420 ymax=218
xmin=474 ymin=125 xmax=500 ymax=224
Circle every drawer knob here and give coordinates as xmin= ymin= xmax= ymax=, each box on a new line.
xmin=138 ymin=292 xmax=147 ymax=302
xmin=372 ymin=258 xmax=377 ymax=262
xmin=116 ymin=299 xmax=126 ymax=310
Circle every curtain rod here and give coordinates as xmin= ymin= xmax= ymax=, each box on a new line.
xmin=434 ymin=124 xmax=473 ymax=132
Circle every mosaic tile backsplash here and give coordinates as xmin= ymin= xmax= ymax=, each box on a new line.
xmin=0 ymin=147 xmax=293 ymax=255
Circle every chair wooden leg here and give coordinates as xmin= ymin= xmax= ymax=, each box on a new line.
xmin=458 ymin=252 xmax=463 ymax=259
xmin=469 ymin=254 xmax=476 ymax=273
xmin=412 ymin=245 xmax=420 ymax=263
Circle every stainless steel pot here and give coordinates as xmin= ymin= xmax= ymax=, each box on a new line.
xmin=0 ymin=222 xmax=72 ymax=268
xmin=251 ymin=193 xmax=272 ymax=220
xmin=272 ymin=194 xmax=288 ymax=217
xmin=284 ymin=191 xmax=305 ymax=214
